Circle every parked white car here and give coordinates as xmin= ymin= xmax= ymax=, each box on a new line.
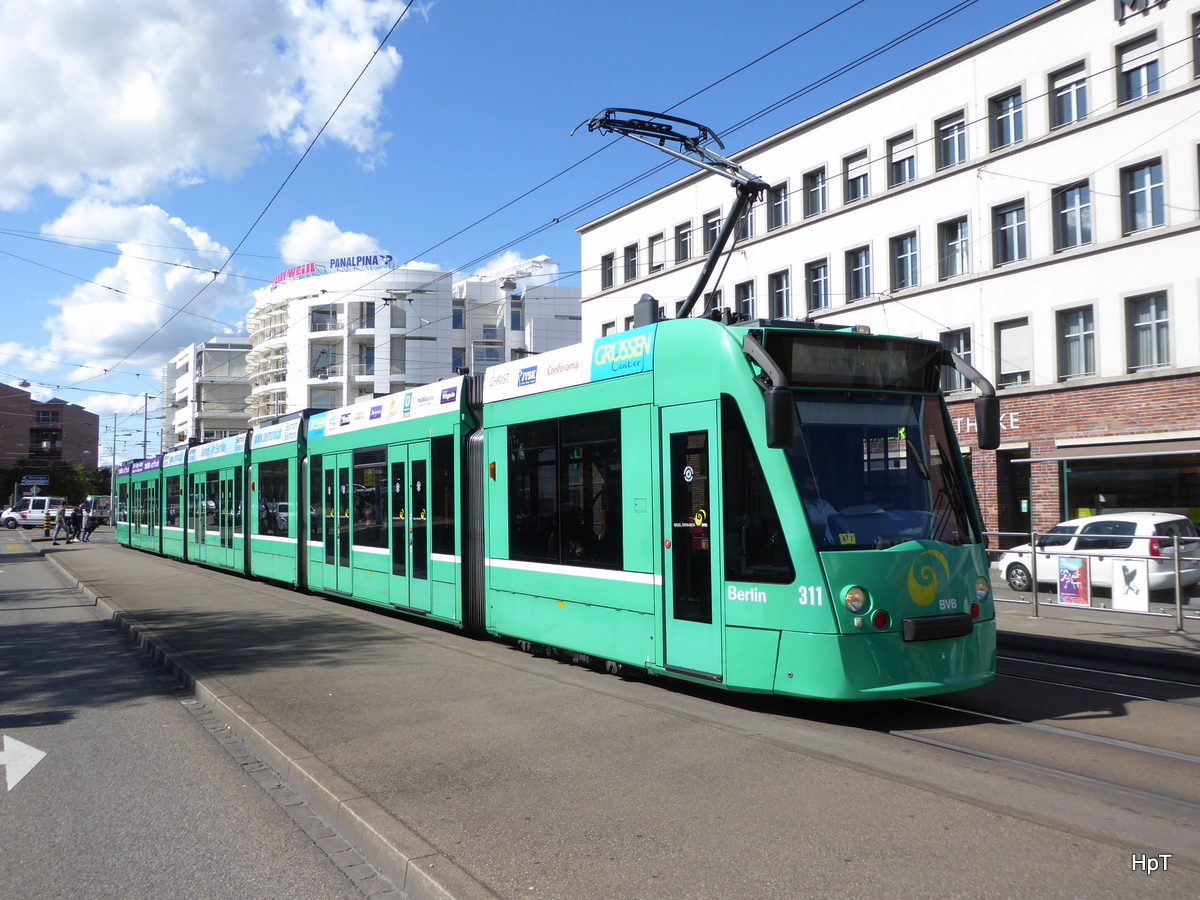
xmin=994 ymin=512 xmax=1200 ymax=592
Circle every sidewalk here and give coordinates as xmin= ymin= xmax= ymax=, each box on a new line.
xmin=995 ymin=596 xmax=1200 ymax=674
xmin=20 ymin=532 xmax=1200 ymax=900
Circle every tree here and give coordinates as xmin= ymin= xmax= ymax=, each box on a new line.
xmin=1 ymin=460 xmax=112 ymax=507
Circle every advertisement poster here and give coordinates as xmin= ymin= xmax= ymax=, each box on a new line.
xmin=1057 ymin=556 xmax=1090 ymax=606
xmin=1111 ymin=559 xmax=1150 ymax=612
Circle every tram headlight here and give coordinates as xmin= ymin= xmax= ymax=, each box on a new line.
xmin=975 ymin=576 xmax=990 ymax=602
xmin=844 ymin=586 xmax=868 ymax=614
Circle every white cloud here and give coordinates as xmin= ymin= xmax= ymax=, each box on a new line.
xmin=0 ymin=0 xmax=407 ymax=209
xmin=41 ymin=200 xmax=254 ymax=369
xmin=277 ymin=214 xmax=386 ymax=264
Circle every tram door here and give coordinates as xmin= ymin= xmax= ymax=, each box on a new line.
xmin=661 ymin=403 xmax=723 ymax=681
xmin=322 ymin=453 xmax=354 ymax=594
xmin=387 ymin=442 xmax=431 ymax=612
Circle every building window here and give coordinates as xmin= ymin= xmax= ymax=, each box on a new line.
xmin=735 ymin=203 xmax=754 ymax=240
xmin=310 ymin=387 xmax=339 ymax=409
xmin=993 ymin=202 xmax=1027 ymax=265
xmin=734 ymin=281 xmax=755 ymax=318
xmin=767 ymin=184 xmax=788 ymax=230
xmin=311 ymin=304 xmax=340 ymax=332
xmin=805 ymin=260 xmax=829 ymax=312
xmin=1121 ymin=159 xmax=1164 ymax=234
xmin=890 ymin=232 xmax=918 ymax=291
xmin=451 ymin=347 xmax=464 ymax=371
xmin=1118 ymin=33 xmax=1160 ymax=104
xmin=990 ymin=91 xmax=1023 ymax=150
xmin=510 ymin=298 xmax=523 ymax=332
xmin=648 ymin=233 xmax=664 ymax=272
xmin=845 ymin=247 xmax=871 ymax=302
xmin=803 ymin=168 xmax=827 ymax=216
xmin=674 ymin=223 xmax=691 ymax=263
xmin=938 ymin=218 xmax=969 ymax=280
xmin=1058 ymin=307 xmax=1095 ymax=380
xmin=1050 ymin=63 xmax=1087 ymax=128
xmin=768 ymin=270 xmax=790 ymax=319
xmin=1194 ymin=14 xmax=1200 ymax=79
xmin=623 ymin=244 xmax=638 ymax=282
xmin=623 ymin=315 xmax=634 ymax=331
xmin=1053 ymin=182 xmax=1091 ymax=250
xmin=702 ymin=211 xmax=720 ymax=253
xmin=35 ymin=410 xmax=61 ymax=424
xmin=935 ymin=113 xmax=967 ymax=169
xmin=794 ymin=260 xmax=825 ymax=312
xmin=1128 ymin=292 xmax=1169 ymax=371
xmin=887 ymin=133 xmax=915 ymax=187
xmin=601 ymin=321 xmax=616 ymax=336
xmin=702 ymin=290 xmax=722 ymax=314
xmin=940 ymin=329 xmax=971 ymax=393
xmin=600 ymin=254 xmax=614 ymax=290
xmin=843 ymin=152 xmax=869 ymax=202
xmin=996 ymin=318 xmax=1032 ymax=388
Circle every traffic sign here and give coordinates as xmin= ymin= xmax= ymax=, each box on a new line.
xmin=20 ymin=475 xmax=50 ymax=485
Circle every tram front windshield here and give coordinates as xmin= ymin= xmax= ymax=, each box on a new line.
xmin=788 ymin=391 xmax=979 ymax=550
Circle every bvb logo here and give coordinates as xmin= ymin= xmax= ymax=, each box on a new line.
xmin=907 ymin=550 xmax=950 ymax=606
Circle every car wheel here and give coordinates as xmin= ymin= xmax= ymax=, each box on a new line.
xmin=1006 ymin=563 xmax=1033 ymax=592
xmin=3 ymin=519 xmax=16 ymax=529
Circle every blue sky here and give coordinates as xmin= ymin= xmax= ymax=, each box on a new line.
xmin=0 ymin=0 xmax=1049 ymax=462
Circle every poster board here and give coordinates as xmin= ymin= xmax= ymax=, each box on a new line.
xmin=1111 ymin=559 xmax=1150 ymax=612
xmin=1057 ymin=556 xmax=1091 ymax=606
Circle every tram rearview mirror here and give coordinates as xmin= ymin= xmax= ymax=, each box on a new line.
xmin=975 ymin=395 xmax=1000 ymax=451
xmin=764 ymin=388 xmax=794 ymax=449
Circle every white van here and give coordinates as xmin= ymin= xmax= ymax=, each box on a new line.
xmin=2 ymin=496 xmax=69 ymax=529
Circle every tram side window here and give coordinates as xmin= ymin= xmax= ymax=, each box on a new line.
xmin=309 ymin=454 xmax=323 ymax=542
xmin=166 ymin=476 xmax=180 ymax=527
xmin=430 ymin=435 xmax=455 ymax=555
xmin=353 ymin=447 xmax=388 ymax=549
xmin=257 ymin=460 xmax=289 ymax=537
xmin=721 ymin=396 xmax=794 ymax=583
xmin=234 ymin=466 xmax=243 ymax=534
xmin=509 ymin=410 xmax=623 ymax=569
xmin=118 ymin=483 xmax=129 ymax=522
xmin=206 ymin=472 xmax=220 ymax=531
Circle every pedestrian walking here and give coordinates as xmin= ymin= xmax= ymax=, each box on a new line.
xmin=79 ymin=501 xmax=92 ymax=542
xmin=82 ymin=506 xmax=99 ymax=542
xmin=51 ymin=504 xmax=69 ymax=545
xmin=66 ymin=505 xmax=82 ymax=544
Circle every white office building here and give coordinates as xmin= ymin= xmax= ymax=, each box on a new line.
xmin=577 ymin=0 xmax=1200 ymax=535
xmin=245 ymin=256 xmax=580 ymax=426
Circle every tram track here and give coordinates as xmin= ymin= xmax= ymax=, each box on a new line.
xmin=894 ymin=696 xmax=1200 ymax=815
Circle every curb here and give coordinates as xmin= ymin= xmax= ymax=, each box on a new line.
xmin=997 ymin=631 xmax=1200 ymax=675
xmin=38 ymin=546 xmax=497 ymax=900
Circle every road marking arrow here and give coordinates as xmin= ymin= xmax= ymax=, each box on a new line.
xmin=1 ymin=735 xmax=47 ymax=790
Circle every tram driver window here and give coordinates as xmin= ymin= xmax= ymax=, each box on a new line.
xmin=508 ymin=410 xmax=623 ymax=569
xmin=721 ymin=396 xmax=794 ymax=583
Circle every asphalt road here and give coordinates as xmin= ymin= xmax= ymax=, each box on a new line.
xmin=0 ymin=535 xmax=376 ymax=900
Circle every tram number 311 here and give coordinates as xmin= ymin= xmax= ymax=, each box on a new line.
xmin=798 ymin=586 xmax=824 ymax=606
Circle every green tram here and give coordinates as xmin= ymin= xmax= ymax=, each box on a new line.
xmin=117 ymin=316 xmax=999 ymax=700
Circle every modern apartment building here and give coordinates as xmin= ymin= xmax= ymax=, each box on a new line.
xmin=165 ymin=337 xmax=253 ymax=447
xmin=578 ymin=0 xmax=1200 ymax=536
xmin=244 ymin=257 xmax=580 ymax=426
